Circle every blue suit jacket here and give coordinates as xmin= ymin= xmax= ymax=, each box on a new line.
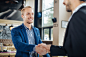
xmin=11 ymin=23 xmax=50 ymax=57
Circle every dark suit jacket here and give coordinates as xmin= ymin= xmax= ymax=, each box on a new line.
xmin=50 ymin=6 xmax=86 ymax=57
xmin=11 ymin=23 xmax=50 ymax=57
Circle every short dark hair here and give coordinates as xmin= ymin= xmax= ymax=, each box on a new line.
xmin=80 ymin=0 xmax=86 ymax=1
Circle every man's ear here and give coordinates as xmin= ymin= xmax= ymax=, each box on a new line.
xmin=21 ymin=15 xmax=24 ymax=18
xmin=21 ymin=15 xmax=24 ymax=20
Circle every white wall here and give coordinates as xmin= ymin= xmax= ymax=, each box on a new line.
xmin=53 ymin=0 xmax=71 ymax=45
xmin=38 ymin=0 xmax=42 ymax=12
xmin=59 ymin=0 xmax=71 ymax=46
xmin=53 ymin=0 xmax=71 ymax=57
xmin=26 ymin=0 xmax=35 ymax=9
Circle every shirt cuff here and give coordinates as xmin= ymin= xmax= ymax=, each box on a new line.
xmin=33 ymin=45 xmax=37 ymax=52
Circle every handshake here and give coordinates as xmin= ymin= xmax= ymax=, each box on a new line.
xmin=35 ymin=43 xmax=51 ymax=55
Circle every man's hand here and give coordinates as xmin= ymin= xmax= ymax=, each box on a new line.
xmin=38 ymin=43 xmax=51 ymax=53
xmin=35 ymin=43 xmax=51 ymax=55
xmin=35 ymin=43 xmax=48 ymax=55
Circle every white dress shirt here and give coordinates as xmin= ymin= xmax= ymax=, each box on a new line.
xmin=68 ymin=3 xmax=86 ymax=21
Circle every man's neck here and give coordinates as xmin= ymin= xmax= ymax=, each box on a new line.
xmin=72 ymin=1 xmax=85 ymax=13
xmin=24 ymin=23 xmax=32 ymax=30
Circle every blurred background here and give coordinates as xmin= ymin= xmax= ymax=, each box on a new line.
xmin=0 ymin=0 xmax=71 ymax=57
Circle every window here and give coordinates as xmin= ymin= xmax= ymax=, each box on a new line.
xmin=51 ymin=28 xmax=53 ymax=40
xmin=37 ymin=0 xmax=54 ymax=40
xmin=42 ymin=0 xmax=54 ymax=11
xmin=43 ymin=28 xmax=53 ymax=40
xmin=42 ymin=8 xmax=54 ymax=27
xmin=44 ymin=29 xmax=49 ymax=40
xmin=41 ymin=0 xmax=54 ymax=40
xmin=42 ymin=0 xmax=54 ymax=27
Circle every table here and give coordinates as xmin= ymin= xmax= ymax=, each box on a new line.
xmin=0 ymin=51 xmax=16 ymax=57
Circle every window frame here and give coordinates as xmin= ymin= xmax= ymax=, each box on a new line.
xmin=42 ymin=0 xmax=54 ymax=40
xmin=42 ymin=26 xmax=53 ymax=40
xmin=34 ymin=0 xmax=54 ymax=40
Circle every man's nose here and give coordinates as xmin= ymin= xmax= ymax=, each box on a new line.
xmin=29 ymin=14 xmax=33 ymax=18
xmin=63 ymin=0 xmax=66 ymax=5
xmin=29 ymin=14 xmax=32 ymax=17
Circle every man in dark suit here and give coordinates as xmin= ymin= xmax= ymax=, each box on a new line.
xmin=11 ymin=6 xmax=50 ymax=57
xmin=36 ymin=0 xmax=86 ymax=57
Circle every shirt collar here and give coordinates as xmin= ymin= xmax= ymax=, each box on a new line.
xmin=68 ymin=3 xmax=86 ymax=21
xmin=73 ymin=3 xmax=86 ymax=14
xmin=24 ymin=24 xmax=33 ymax=30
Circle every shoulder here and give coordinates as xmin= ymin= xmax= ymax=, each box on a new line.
xmin=70 ymin=8 xmax=86 ymax=27
xmin=74 ymin=7 xmax=86 ymax=17
xmin=33 ymin=27 xmax=39 ymax=31
xmin=79 ymin=7 xmax=86 ymax=14
xmin=11 ymin=24 xmax=22 ymax=32
xmin=33 ymin=27 xmax=40 ymax=33
xmin=72 ymin=8 xmax=86 ymax=22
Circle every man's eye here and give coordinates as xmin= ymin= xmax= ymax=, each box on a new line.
xmin=27 ymin=13 xmax=29 ymax=15
xmin=32 ymin=13 xmax=34 ymax=15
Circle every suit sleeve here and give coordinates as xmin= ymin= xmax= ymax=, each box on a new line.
xmin=50 ymin=45 xmax=67 ymax=56
xmin=37 ymin=29 xmax=50 ymax=57
xmin=11 ymin=28 xmax=35 ymax=53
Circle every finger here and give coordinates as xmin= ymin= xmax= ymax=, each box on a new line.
xmin=39 ymin=53 xmax=42 ymax=55
xmin=38 ymin=44 xmax=46 ymax=48
xmin=41 ymin=43 xmax=46 ymax=45
xmin=38 ymin=43 xmax=46 ymax=46
xmin=46 ymin=49 xmax=50 ymax=53
xmin=48 ymin=50 xmax=50 ymax=53
xmin=38 ymin=52 xmax=43 ymax=55
xmin=42 ymin=45 xmax=47 ymax=48
xmin=38 ymin=44 xmax=41 ymax=47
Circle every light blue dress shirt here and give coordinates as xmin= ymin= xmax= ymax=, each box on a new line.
xmin=24 ymin=25 xmax=36 ymax=57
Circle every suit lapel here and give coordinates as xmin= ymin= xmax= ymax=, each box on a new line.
xmin=63 ymin=19 xmax=71 ymax=46
xmin=33 ymin=27 xmax=39 ymax=45
xmin=20 ymin=24 xmax=28 ymax=43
